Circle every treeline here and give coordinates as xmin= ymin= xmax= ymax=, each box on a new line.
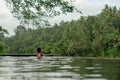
xmin=1 ymin=5 xmax=120 ymax=57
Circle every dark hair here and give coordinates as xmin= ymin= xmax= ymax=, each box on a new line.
xmin=37 ymin=47 xmax=41 ymax=53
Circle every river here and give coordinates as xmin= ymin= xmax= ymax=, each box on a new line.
xmin=0 ymin=56 xmax=120 ymax=80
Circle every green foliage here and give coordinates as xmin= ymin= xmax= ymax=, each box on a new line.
xmin=0 ymin=43 xmax=3 ymax=53
xmin=107 ymin=48 xmax=120 ymax=58
xmin=0 ymin=26 xmax=8 ymax=54
xmin=5 ymin=0 xmax=78 ymax=26
xmin=0 ymin=26 xmax=8 ymax=34
xmin=0 ymin=42 xmax=6 ymax=54
xmin=1 ymin=5 xmax=120 ymax=58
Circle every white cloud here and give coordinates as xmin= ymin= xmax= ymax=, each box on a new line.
xmin=0 ymin=0 xmax=120 ymax=36
xmin=74 ymin=0 xmax=106 ymax=15
xmin=49 ymin=0 xmax=106 ymax=25
xmin=49 ymin=0 xmax=120 ymax=25
xmin=0 ymin=0 xmax=19 ymax=36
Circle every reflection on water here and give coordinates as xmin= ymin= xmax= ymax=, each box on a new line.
xmin=0 ymin=56 xmax=120 ymax=80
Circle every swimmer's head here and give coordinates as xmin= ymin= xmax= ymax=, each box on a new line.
xmin=37 ymin=47 xmax=41 ymax=53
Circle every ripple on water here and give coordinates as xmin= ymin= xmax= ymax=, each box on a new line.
xmin=0 ymin=56 xmax=119 ymax=80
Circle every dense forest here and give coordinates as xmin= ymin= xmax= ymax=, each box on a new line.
xmin=0 ymin=5 xmax=120 ymax=58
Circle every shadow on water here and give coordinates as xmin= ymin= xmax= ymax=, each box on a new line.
xmin=0 ymin=56 xmax=120 ymax=80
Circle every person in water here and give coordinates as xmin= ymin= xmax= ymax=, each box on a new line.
xmin=36 ymin=47 xmax=43 ymax=59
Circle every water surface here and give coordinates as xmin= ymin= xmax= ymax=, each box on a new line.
xmin=0 ymin=56 xmax=120 ymax=80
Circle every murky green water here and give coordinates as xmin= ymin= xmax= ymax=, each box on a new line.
xmin=0 ymin=56 xmax=120 ymax=80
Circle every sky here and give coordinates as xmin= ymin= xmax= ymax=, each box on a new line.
xmin=0 ymin=0 xmax=120 ymax=36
